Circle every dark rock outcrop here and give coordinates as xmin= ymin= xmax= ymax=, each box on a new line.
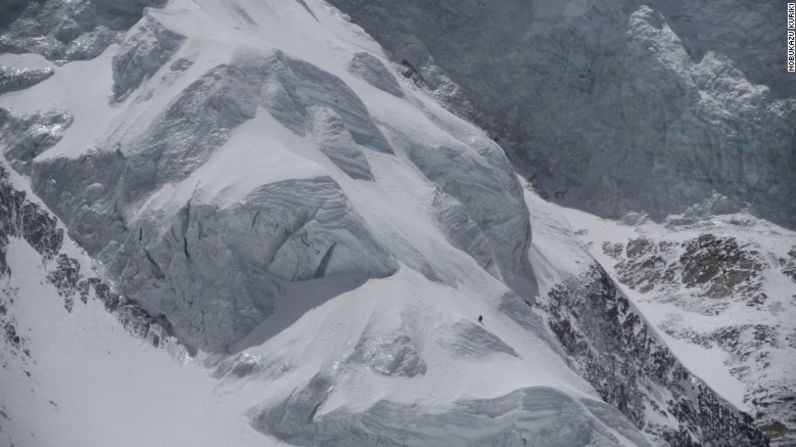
xmin=0 ymin=165 xmax=181 ymax=353
xmin=538 ymin=264 xmax=767 ymax=446
xmin=0 ymin=0 xmax=167 ymax=63
xmin=0 ymin=65 xmax=54 ymax=95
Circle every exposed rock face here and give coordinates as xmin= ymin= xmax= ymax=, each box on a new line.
xmin=781 ymin=247 xmax=796 ymax=282
xmin=252 ymin=377 xmax=658 ymax=447
xmin=0 ymin=169 xmax=63 ymax=265
xmin=0 ymin=65 xmax=54 ymax=95
xmin=537 ymin=264 xmax=766 ymax=446
xmin=0 ymin=0 xmax=166 ymax=63
xmin=659 ymin=319 xmax=796 ymax=443
xmin=0 ymin=165 xmax=183 ymax=354
xmin=327 ymin=0 xmax=796 ymax=226
xmin=0 ymin=109 xmax=72 ymax=175
xmin=579 ymin=211 xmax=796 ymax=446
xmin=609 ymin=233 xmax=766 ymax=312
xmin=679 ymin=234 xmax=764 ymax=298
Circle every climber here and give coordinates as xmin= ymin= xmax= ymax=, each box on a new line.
xmin=478 ymin=315 xmax=483 ymax=324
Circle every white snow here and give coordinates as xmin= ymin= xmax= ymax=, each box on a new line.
xmin=0 ymin=239 xmax=273 ymax=447
xmin=137 ymin=111 xmax=328 ymax=215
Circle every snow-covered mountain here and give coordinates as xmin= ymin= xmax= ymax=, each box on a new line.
xmin=0 ymin=0 xmax=790 ymax=446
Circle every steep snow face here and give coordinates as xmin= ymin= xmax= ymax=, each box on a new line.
xmin=327 ymin=0 xmax=796 ymax=227
xmin=1 ymin=0 xmax=534 ymax=352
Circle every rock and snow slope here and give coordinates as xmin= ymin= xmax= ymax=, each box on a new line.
xmin=0 ymin=168 xmax=268 ymax=447
xmin=0 ymin=0 xmax=783 ymax=446
xmin=562 ymin=205 xmax=796 ymax=444
xmin=328 ymin=0 xmax=796 ymax=227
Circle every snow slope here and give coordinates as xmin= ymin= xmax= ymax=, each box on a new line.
xmin=0 ymin=238 xmax=269 ymax=447
xmin=0 ymin=0 xmax=773 ymax=445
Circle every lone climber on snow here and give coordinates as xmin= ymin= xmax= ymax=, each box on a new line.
xmin=478 ymin=315 xmax=483 ymax=324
